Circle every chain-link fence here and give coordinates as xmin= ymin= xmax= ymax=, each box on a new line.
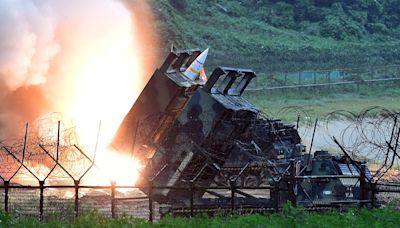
xmin=247 ymin=64 xmax=400 ymax=96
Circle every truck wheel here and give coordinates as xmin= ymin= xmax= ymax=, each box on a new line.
xmin=244 ymin=175 xmax=260 ymax=187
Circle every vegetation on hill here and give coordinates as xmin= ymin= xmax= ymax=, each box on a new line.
xmin=152 ymin=0 xmax=400 ymax=72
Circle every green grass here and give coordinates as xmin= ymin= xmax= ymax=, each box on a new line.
xmin=2 ymin=204 xmax=400 ymax=227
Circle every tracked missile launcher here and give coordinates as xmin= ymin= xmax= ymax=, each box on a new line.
xmin=112 ymin=48 xmax=376 ymax=211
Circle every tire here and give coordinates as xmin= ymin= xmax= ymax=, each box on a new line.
xmin=243 ymin=175 xmax=260 ymax=187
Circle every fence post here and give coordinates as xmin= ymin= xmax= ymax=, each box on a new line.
xmin=284 ymin=72 xmax=288 ymax=96
xmin=327 ymin=72 xmax=331 ymax=94
xmin=190 ymin=181 xmax=194 ymax=217
xmin=359 ymin=166 xmax=366 ymax=208
xmin=384 ymin=65 xmax=388 ymax=89
xmin=298 ymin=72 xmax=302 ymax=96
xmin=384 ymin=65 xmax=388 ymax=78
xmin=111 ymin=180 xmax=116 ymax=218
xmin=369 ymin=71 xmax=373 ymax=88
xmin=74 ymin=180 xmax=79 ymax=217
xmin=230 ymin=179 xmax=235 ymax=212
xmin=272 ymin=182 xmax=279 ymax=212
xmin=288 ymin=160 xmax=296 ymax=207
xmin=341 ymin=70 xmax=346 ymax=91
xmin=4 ymin=181 xmax=9 ymax=213
xmin=398 ymin=65 xmax=400 ymax=81
xmin=342 ymin=70 xmax=345 ymax=82
xmin=148 ymin=181 xmax=153 ymax=222
xmin=39 ymin=180 xmax=44 ymax=220
xmin=371 ymin=182 xmax=377 ymax=207
xmin=313 ymin=71 xmax=317 ymax=95
xmin=298 ymin=72 xmax=301 ymax=85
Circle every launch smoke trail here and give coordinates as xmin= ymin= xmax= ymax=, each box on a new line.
xmin=0 ymin=0 xmax=159 ymax=139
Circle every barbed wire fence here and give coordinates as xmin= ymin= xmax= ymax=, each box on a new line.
xmin=0 ymin=107 xmax=399 ymax=220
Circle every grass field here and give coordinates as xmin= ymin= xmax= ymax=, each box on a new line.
xmin=2 ymin=204 xmax=400 ymax=227
xmin=246 ymin=86 xmax=400 ymax=122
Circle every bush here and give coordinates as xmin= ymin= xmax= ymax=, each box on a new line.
xmin=169 ymin=0 xmax=186 ymax=11
xmin=320 ymin=16 xmax=345 ymax=40
xmin=366 ymin=23 xmax=390 ymax=34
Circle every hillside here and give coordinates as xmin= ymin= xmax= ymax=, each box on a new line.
xmin=152 ymin=0 xmax=400 ymax=72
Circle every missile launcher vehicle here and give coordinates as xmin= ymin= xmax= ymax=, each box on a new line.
xmin=112 ymin=48 xmax=377 ymax=212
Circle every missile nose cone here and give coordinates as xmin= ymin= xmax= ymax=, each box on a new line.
xmin=198 ymin=48 xmax=209 ymax=64
xmin=184 ymin=48 xmax=209 ymax=81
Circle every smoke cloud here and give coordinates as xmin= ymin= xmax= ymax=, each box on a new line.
xmin=0 ymin=0 xmax=159 ymax=139
xmin=0 ymin=0 xmax=59 ymax=90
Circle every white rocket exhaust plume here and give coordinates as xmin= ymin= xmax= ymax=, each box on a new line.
xmin=0 ymin=0 xmax=159 ymax=140
xmin=184 ymin=48 xmax=209 ymax=81
xmin=0 ymin=0 xmax=59 ymax=91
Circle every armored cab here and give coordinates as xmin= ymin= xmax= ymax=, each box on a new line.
xmin=296 ymin=150 xmax=374 ymax=207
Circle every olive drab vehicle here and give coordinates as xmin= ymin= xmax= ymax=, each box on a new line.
xmin=112 ymin=48 xmax=377 ymax=212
